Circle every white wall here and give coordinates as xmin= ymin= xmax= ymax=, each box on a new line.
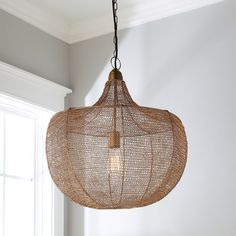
xmin=69 ymin=0 xmax=236 ymax=236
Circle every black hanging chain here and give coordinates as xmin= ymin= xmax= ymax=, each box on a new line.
xmin=111 ymin=0 xmax=121 ymax=70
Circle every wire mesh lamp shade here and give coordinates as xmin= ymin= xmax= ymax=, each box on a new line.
xmin=46 ymin=69 xmax=187 ymax=209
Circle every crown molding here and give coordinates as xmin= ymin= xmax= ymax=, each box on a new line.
xmin=69 ymin=0 xmax=224 ymax=43
xmin=0 ymin=0 xmax=224 ymax=44
xmin=0 ymin=0 xmax=70 ymax=42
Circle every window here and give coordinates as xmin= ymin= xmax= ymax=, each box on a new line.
xmin=0 ymin=94 xmax=55 ymax=236
xmin=0 ymin=61 xmax=71 ymax=236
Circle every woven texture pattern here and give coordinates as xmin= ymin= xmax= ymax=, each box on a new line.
xmin=46 ymin=73 xmax=187 ymax=209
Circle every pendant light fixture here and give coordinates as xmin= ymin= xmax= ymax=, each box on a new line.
xmin=46 ymin=0 xmax=187 ymax=209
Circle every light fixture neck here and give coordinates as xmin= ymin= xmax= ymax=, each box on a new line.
xmin=108 ymin=69 xmax=123 ymax=81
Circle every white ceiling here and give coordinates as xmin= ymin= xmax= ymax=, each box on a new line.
xmin=0 ymin=0 xmax=223 ymax=43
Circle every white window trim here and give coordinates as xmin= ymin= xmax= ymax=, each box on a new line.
xmin=0 ymin=61 xmax=72 ymax=112
xmin=0 ymin=60 xmax=72 ymax=236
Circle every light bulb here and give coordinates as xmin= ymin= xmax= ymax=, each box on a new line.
xmin=108 ymin=131 xmax=123 ymax=175
xmin=109 ymin=148 xmax=123 ymax=175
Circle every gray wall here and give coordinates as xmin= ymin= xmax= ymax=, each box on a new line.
xmin=69 ymin=0 xmax=236 ymax=236
xmin=0 ymin=10 xmax=70 ymax=87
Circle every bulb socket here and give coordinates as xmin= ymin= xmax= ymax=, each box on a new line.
xmin=109 ymin=131 xmax=120 ymax=148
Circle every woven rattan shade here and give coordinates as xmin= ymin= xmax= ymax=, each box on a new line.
xmin=46 ymin=70 xmax=187 ymax=209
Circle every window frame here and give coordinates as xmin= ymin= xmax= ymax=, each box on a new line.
xmin=0 ymin=61 xmax=72 ymax=236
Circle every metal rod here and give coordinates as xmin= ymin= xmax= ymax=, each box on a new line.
xmin=112 ymin=79 xmax=118 ymax=131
